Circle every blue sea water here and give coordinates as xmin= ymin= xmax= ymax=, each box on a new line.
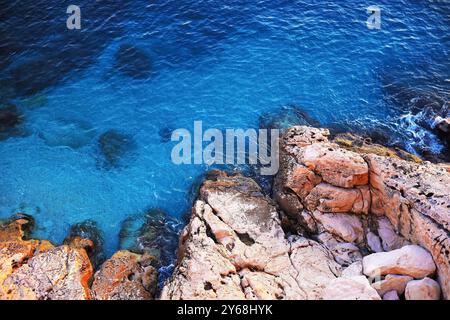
xmin=0 ymin=0 xmax=449 ymax=256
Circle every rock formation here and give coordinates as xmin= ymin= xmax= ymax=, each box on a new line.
xmin=91 ymin=250 xmax=158 ymax=300
xmin=1 ymin=125 xmax=449 ymax=300
xmin=0 ymin=217 xmax=92 ymax=300
xmin=161 ymin=171 xmax=339 ymax=299
xmin=270 ymin=126 xmax=449 ymax=299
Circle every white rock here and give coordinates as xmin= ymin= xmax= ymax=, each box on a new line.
xmin=341 ymin=261 xmax=363 ymax=278
xmin=312 ymin=211 xmax=363 ymax=243
xmin=383 ymin=290 xmax=399 ymax=300
xmin=367 ymin=231 xmax=383 ymax=253
xmin=377 ymin=217 xmax=408 ymax=251
xmin=405 ymin=277 xmax=441 ymax=300
xmin=322 ymin=276 xmax=381 ymax=300
xmin=371 ymin=274 xmax=412 ymax=296
xmin=362 ymin=245 xmax=436 ymax=279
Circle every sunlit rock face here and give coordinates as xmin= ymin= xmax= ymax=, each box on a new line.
xmin=0 ymin=217 xmax=92 ymax=300
xmin=161 ymin=171 xmax=340 ymax=300
xmin=272 ymin=126 xmax=449 ymax=299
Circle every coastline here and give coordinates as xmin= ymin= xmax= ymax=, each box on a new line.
xmin=1 ymin=125 xmax=448 ymax=300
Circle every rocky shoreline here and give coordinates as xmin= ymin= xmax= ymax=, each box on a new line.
xmin=1 ymin=126 xmax=448 ymax=300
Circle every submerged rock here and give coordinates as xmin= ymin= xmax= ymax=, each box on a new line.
xmin=115 ymin=44 xmax=153 ymax=79
xmin=259 ymin=104 xmax=320 ymax=131
xmin=159 ymin=126 xmax=174 ymax=143
xmin=38 ymin=117 xmax=96 ymax=149
xmin=98 ymin=129 xmax=137 ymax=169
xmin=0 ymin=104 xmax=24 ymax=140
xmin=92 ymin=250 xmax=158 ymax=300
xmin=64 ymin=220 xmax=105 ymax=269
xmin=119 ymin=208 xmax=181 ymax=267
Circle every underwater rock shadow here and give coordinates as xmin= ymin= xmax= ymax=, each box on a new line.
xmin=114 ymin=44 xmax=153 ymax=80
xmin=97 ymin=129 xmax=138 ymax=170
xmin=118 ymin=208 xmax=183 ymax=267
xmin=0 ymin=104 xmax=28 ymax=141
xmin=37 ymin=117 xmax=97 ymax=150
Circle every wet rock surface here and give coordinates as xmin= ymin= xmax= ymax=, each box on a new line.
xmin=119 ymin=208 xmax=182 ymax=267
xmin=64 ymin=220 xmax=105 ymax=269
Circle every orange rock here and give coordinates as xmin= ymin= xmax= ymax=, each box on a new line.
xmin=92 ymin=250 xmax=157 ymax=300
xmin=305 ymin=183 xmax=370 ymax=214
xmin=1 ymin=245 xmax=93 ymax=300
xmin=365 ymin=154 xmax=450 ymax=298
xmin=302 ymin=143 xmax=369 ymax=188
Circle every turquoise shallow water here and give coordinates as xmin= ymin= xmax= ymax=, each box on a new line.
xmin=0 ymin=0 xmax=448 ymax=255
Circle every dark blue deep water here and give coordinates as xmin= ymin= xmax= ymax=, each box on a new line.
xmin=0 ymin=0 xmax=449 ymax=256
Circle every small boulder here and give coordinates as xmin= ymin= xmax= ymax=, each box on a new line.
xmin=362 ymin=245 xmax=436 ymax=279
xmin=322 ymin=276 xmax=381 ymax=300
xmin=405 ymin=277 xmax=441 ymax=300
xmin=341 ymin=261 xmax=363 ymax=278
xmin=92 ymin=250 xmax=158 ymax=300
xmin=377 ymin=217 xmax=408 ymax=251
xmin=371 ymin=274 xmax=412 ymax=296
xmin=367 ymin=231 xmax=383 ymax=253
xmin=383 ymin=290 xmax=400 ymax=300
xmin=312 ymin=211 xmax=364 ymax=243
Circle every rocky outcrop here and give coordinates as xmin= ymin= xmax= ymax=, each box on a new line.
xmin=91 ymin=250 xmax=158 ymax=300
xmin=161 ymin=171 xmax=339 ymax=300
xmin=1 ymin=125 xmax=449 ymax=301
xmin=0 ymin=217 xmax=92 ymax=300
xmin=365 ymin=154 xmax=450 ymax=297
xmin=0 ymin=215 xmax=159 ymax=300
xmin=272 ymin=126 xmax=449 ymax=299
